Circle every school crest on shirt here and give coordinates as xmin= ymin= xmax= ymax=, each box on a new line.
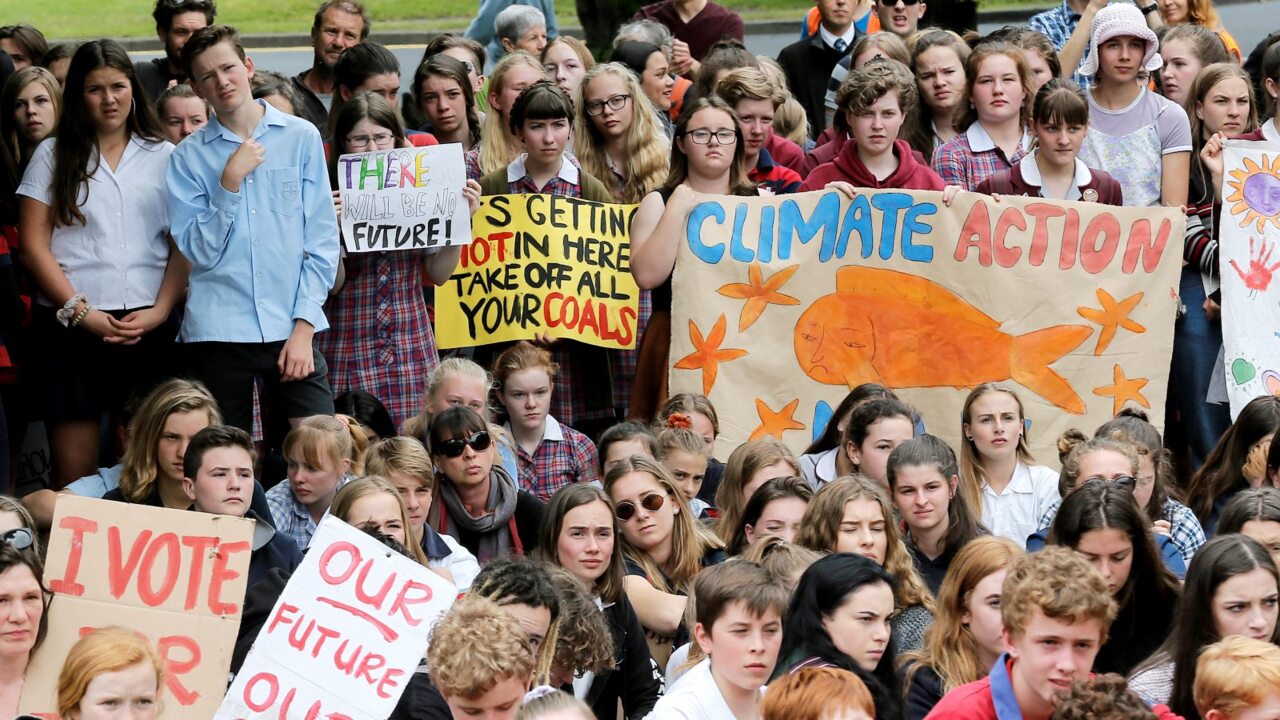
xmin=281 ymin=179 xmax=300 ymax=203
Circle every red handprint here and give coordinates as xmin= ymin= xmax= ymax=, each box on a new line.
xmin=1230 ymin=237 xmax=1280 ymax=297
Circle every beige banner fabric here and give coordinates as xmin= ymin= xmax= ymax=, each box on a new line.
xmin=668 ymin=189 xmax=1186 ymax=465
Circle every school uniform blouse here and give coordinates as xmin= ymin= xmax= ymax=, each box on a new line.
xmin=979 ymin=462 xmax=1060 ymax=546
xmin=973 ymin=151 xmax=1124 ymax=205
xmin=932 ymin=122 xmax=1032 ymax=192
xmin=17 ymin=136 xmax=173 ymax=310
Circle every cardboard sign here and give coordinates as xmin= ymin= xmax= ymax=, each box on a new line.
xmin=337 ymin=143 xmax=471 ymax=253
xmin=20 ymin=496 xmax=254 ymax=719
xmin=1220 ymin=140 xmax=1280 ymax=417
xmin=668 ymin=189 xmax=1185 ymax=465
xmin=215 ymin=516 xmax=455 ymax=720
xmin=434 ymin=193 xmax=641 ymax=350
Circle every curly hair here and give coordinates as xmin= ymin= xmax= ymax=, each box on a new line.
xmin=470 ymin=557 xmax=561 ymax=685
xmin=544 ymin=565 xmax=614 ymax=675
xmin=427 ymin=596 xmax=536 ymax=699
xmin=1002 ymin=545 xmax=1116 ymax=641
xmin=1050 ymin=674 xmax=1157 ymax=720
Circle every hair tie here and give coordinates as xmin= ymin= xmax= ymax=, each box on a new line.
xmin=524 ymin=685 xmax=559 ymax=703
xmin=666 ymin=413 xmax=693 ymax=430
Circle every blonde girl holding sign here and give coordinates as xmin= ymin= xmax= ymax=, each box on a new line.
xmin=320 ymin=92 xmax=481 ymax=426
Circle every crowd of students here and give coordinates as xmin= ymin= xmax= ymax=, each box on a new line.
xmin=0 ymin=0 xmax=1277 ymax=716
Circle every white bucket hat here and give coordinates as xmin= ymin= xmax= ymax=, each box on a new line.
xmin=1078 ymin=3 xmax=1162 ymax=77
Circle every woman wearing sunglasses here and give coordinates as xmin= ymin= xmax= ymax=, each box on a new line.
xmin=1049 ymin=477 xmax=1180 ymax=675
xmin=1026 ymin=433 xmax=1188 ymax=578
xmin=0 ymin=541 xmax=47 ymax=718
xmin=428 ymin=405 xmax=544 ymax=566
xmin=603 ymin=454 xmax=724 ymax=670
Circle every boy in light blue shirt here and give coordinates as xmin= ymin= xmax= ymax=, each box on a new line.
xmin=166 ymin=25 xmax=339 ymax=436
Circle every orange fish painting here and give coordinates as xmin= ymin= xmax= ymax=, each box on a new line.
xmin=794 ymin=267 xmax=1093 ymax=413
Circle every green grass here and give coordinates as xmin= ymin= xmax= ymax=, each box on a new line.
xmin=22 ymin=0 xmax=1048 ymax=39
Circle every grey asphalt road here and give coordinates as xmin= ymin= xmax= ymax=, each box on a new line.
xmin=131 ymin=0 xmax=1277 ymax=97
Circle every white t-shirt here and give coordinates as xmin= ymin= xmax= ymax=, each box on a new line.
xmin=980 ymin=462 xmax=1061 ymax=546
xmin=646 ymin=658 xmax=761 ymax=720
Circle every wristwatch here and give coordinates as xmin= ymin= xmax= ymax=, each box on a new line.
xmin=1139 ymin=3 xmax=1159 ymax=14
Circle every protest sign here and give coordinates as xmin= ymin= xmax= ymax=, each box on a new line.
xmin=19 ymin=496 xmax=254 ymax=719
xmin=337 ymin=143 xmax=470 ymax=253
xmin=215 ymin=516 xmax=455 ymax=720
xmin=435 ymin=193 xmax=641 ymax=349
xmin=1219 ymin=141 xmax=1280 ymax=418
xmin=669 ymin=189 xmax=1185 ymax=465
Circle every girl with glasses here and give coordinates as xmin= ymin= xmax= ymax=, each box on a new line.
xmin=1029 ymin=432 xmax=1187 ymax=578
xmin=494 ymin=343 xmax=600 ymax=503
xmin=535 ymin=483 xmax=662 ymax=719
xmin=320 ymin=92 xmax=482 ymax=427
xmin=630 ymin=97 xmax=756 ymax=422
xmin=428 ymin=405 xmax=545 ymax=565
xmin=1049 ymin=478 xmax=1180 ymax=675
xmin=604 ymin=454 xmax=724 ymax=671
xmin=1095 ymin=408 xmax=1205 ymax=565
xmin=795 ymin=474 xmax=936 ymax=654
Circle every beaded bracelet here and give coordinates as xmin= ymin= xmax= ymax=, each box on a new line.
xmin=69 ymin=305 xmax=91 ymax=328
xmin=56 ymin=294 xmax=87 ymax=327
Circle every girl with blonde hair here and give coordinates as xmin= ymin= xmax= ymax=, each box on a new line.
xmin=267 ymin=415 xmax=363 ymax=549
xmin=604 ymin=454 xmax=723 ymax=668
xmin=574 ymin=63 xmax=669 ymax=203
xmin=900 ymin=536 xmax=1023 ymax=719
xmin=470 ymin=51 xmax=546 ymax=178
xmin=363 ymin=436 xmax=481 ymax=588
xmin=797 ymin=474 xmax=936 ymax=653
xmin=112 ymin=378 xmax=221 ymax=507
xmin=956 ymin=383 xmax=1059 ymax=545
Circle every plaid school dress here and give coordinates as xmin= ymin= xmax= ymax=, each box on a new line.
xmin=318 ymin=251 xmax=438 ymax=425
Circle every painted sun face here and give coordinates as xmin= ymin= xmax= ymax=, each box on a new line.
xmin=1226 ymin=154 xmax=1280 ymax=232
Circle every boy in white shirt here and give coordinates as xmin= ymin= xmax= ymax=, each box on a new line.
xmin=647 ymin=561 xmax=789 ymax=720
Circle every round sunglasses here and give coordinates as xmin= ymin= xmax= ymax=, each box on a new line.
xmin=615 ymin=492 xmax=666 ymax=521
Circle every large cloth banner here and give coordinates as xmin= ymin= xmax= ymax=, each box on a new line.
xmin=1220 ymin=140 xmax=1280 ymax=418
xmin=337 ymin=143 xmax=471 ymax=253
xmin=20 ymin=496 xmax=254 ymax=719
xmin=435 ymin=194 xmax=641 ymax=350
xmin=669 ymin=189 xmax=1186 ymax=464
xmin=215 ymin=516 xmax=455 ymax=720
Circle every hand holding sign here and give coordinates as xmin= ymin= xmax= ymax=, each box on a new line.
xmin=435 ymin=193 xmax=641 ymax=350
xmin=215 ymin=516 xmax=455 ymax=720
xmin=337 ymin=143 xmax=471 ymax=254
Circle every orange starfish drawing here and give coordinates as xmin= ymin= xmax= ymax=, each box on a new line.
xmin=1077 ymin=289 xmax=1146 ymax=355
xmin=1093 ymin=364 xmax=1150 ymax=415
xmin=749 ymin=398 xmax=805 ymax=441
xmin=673 ymin=314 xmax=748 ymax=395
xmin=718 ymin=261 xmax=801 ymax=331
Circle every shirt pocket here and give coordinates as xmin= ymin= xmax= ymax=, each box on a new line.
xmin=268 ymin=167 xmax=303 ymax=217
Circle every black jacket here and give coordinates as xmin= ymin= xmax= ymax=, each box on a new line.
xmin=777 ymin=34 xmax=853 ymax=140
xmin=581 ymin=594 xmax=663 ymax=719
xmin=389 ymin=667 xmax=452 ymax=720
